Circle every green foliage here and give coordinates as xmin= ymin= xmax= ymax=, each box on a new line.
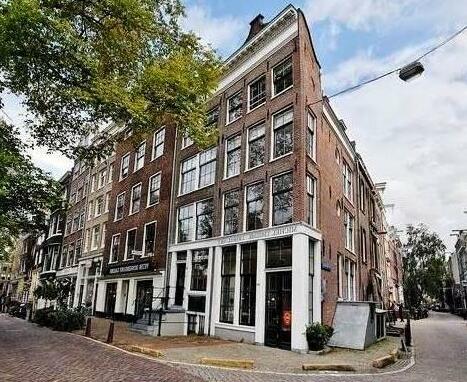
xmin=34 ymin=307 xmax=85 ymax=331
xmin=305 ymin=323 xmax=334 ymax=351
xmin=0 ymin=0 xmax=222 ymax=158
xmin=0 ymin=120 xmax=62 ymax=261
xmin=403 ymin=224 xmax=448 ymax=309
xmin=34 ymin=278 xmax=74 ymax=309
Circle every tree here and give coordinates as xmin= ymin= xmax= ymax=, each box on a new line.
xmin=34 ymin=278 xmax=74 ymax=309
xmin=0 ymin=119 xmax=61 ymax=261
xmin=0 ymin=0 xmax=222 ymax=159
xmin=403 ymin=224 xmax=448 ymax=310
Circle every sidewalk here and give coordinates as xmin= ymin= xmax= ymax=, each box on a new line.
xmin=76 ymin=317 xmax=405 ymax=374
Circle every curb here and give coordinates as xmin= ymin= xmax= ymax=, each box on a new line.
xmin=200 ymin=357 xmax=254 ymax=369
xmin=302 ymin=364 xmax=355 ymax=372
xmin=119 ymin=344 xmax=164 ymax=358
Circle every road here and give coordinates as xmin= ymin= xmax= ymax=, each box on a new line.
xmin=0 ymin=311 xmax=466 ymax=381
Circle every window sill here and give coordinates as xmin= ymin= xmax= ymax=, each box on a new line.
xmin=146 ymin=201 xmax=160 ymax=209
xmin=270 ymin=151 xmax=293 ymax=164
xmin=225 ymin=116 xmax=242 ymax=127
xmin=223 ymin=173 xmax=240 ymax=181
xmin=151 ymin=154 xmax=163 ymax=162
xmin=178 ymin=183 xmax=215 ymax=198
xmin=271 ymin=85 xmax=293 ymax=100
xmin=128 ymin=210 xmax=140 ymax=216
xmin=244 ymin=163 xmax=264 ymax=173
xmin=246 ymin=102 xmax=265 ymax=114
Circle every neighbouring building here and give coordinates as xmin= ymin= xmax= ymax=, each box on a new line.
xmin=450 ymin=231 xmax=467 ymax=312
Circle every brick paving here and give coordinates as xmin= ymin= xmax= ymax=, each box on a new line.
xmin=0 ymin=314 xmax=203 ymax=382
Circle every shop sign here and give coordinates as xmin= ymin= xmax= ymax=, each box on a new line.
xmin=108 ymin=261 xmax=151 ymax=275
xmin=219 ymin=225 xmax=298 ymax=245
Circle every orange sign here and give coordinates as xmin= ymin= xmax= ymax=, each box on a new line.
xmin=282 ymin=310 xmax=292 ymax=328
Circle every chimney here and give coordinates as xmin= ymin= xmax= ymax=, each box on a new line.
xmin=246 ymin=14 xmax=265 ymax=42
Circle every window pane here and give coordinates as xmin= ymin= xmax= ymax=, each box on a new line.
xmin=272 ymin=173 xmax=293 ymax=225
xmin=240 ymin=243 xmax=257 ymax=326
xmin=196 ymin=199 xmax=214 ymax=239
xmin=226 ymin=135 xmax=241 ymax=178
xmin=266 ymin=237 xmax=292 ymax=268
xmin=223 ymin=190 xmax=240 ymax=235
xmin=273 ymin=57 xmax=293 ymax=95
xmin=191 ymin=249 xmax=208 ymax=291
xmin=220 ymin=246 xmax=236 ymax=323
xmin=144 ymin=222 xmax=156 ymax=256
xmin=249 ymin=76 xmax=266 ymax=110
xmin=246 ymin=183 xmax=264 ymax=231
xmin=228 ymin=91 xmax=243 ymax=123
xmin=178 ymin=205 xmax=194 ymax=242
xmin=148 ymin=174 xmax=161 ymax=205
xmin=248 ymin=123 xmax=265 ymax=169
xmin=273 ymin=108 xmax=293 ymax=157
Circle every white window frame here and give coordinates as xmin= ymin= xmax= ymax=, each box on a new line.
xmin=306 ymin=175 xmax=316 ymax=228
xmin=94 ymin=196 xmax=103 ymax=217
xmin=270 ymin=171 xmax=294 ymax=227
xmin=226 ymin=90 xmax=243 ymax=125
xmin=344 ymin=210 xmax=355 ymax=252
xmin=271 ymin=106 xmax=294 ymax=160
xmin=142 ymin=221 xmax=157 ymax=257
xmin=110 ymin=233 xmax=120 ymax=263
xmin=247 ymin=74 xmax=266 ymax=112
xmin=182 ymin=134 xmax=194 ymax=149
xmin=129 ymin=183 xmax=142 ymax=215
xmin=91 ymin=224 xmax=100 ymax=251
xmin=98 ymin=168 xmax=106 ymax=189
xmin=100 ymin=223 xmax=106 ymax=249
xmin=114 ymin=192 xmax=126 ymax=221
xmin=306 ymin=110 xmax=316 ymax=160
xmin=152 ymin=127 xmax=165 ymax=160
xmin=224 ymin=134 xmax=241 ymax=179
xmin=134 ymin=141 xmax=146 ymax=172
xmin=120 ymin=152 xmax=130 ymax=180
xmin=271 ymin=56 xmax=293 ymax=98
xmin=246 ymin=122 xmax=265 ymax=171
xmin=124 ymin=227 xmax=138 ymax=260
xmin=343 ymin=161 xmax=353 ymax=202
xmin=179 ymin=148 xmax=217 ymax=196
xmin=147 ymin=172 xmax=161 ymax=207
xmin=176 ymin=198 xmax=213 ymax=243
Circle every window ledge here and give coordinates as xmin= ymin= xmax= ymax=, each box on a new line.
xmin=270 ymin=151 xmax=293 ymax=163
xmin=244 ymin=163 xmax=264 ymax=173
xmin=271 ymin=85 xmax=293 ymax=100
xmin=246 ymin=102 xmax=265 ymax=114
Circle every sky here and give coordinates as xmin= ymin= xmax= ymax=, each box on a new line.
xmin=2 ymin=0 xmax=467 ymax=251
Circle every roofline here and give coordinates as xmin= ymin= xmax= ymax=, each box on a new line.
xmin=296 ymin=8 xmax=321 ymax=69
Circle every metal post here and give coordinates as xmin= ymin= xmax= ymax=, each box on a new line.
xmin=157 ymin=309 xmax=163 ymax=336
xmin=85 ymin=317 xmax=92 ymax=337
xmin=405 ymin=316 xmax=412 ymax=347
xmin=106 ymin=321 xmax=114 ymax=344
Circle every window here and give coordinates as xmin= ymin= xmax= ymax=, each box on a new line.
xmin=77 ymin=185 xmax=83 ymax=200
xmin=182 ymin=134 xmax=193 ymax=149
xmin=105 ymin=192 xmax=111 ymax=212
xmin=272 ymin=108 xmax=293 ymax=158
xmin=130 ymin=183 xmax=142 ymax=214
xmin=307 ymin=175 xmax=316 ymax=227
xmin=75 ymin=239 xmax=82 ymax=264
xmin=124 ymin=128 xmax=132 ymax=139
xmin=98 ymin=169 xmax=106 ymax=189
xmin=60 ymin=246 xmax=67 ymax=268
xmin=72 ymin=212 xmax=79 ymax=232
xmin=273 ymin=57 xmax=293 ymax=95
xmin=225 ymin=135 xmax=241 ymax=178
xmin=191 ymin=249 xmax=208 ymax=291
xmin=153 ymin=128 xmax=165 ymax=159
xmin=359 ymin=180 xmax=366 ymax=212
xmin=84 ymin=229 xmax=90 ymax=253
xmin=101 ymin=223 xmax=106 ymax=249
xmin=343 ymin=162 xmax=353 ymax=201
xmin=206 ymin=107 xmax=219 ymax=129
xmin=95 ymin=196 xmax=103 ymax=217
xmin=67 ymin=244 xmax=74 ymax=267
xmin=246 ymin=183 xmax=264 ymax=231
xmin=91 ymin=174 xmax=96 ymax=192
xmin=147 ymin=173 xmax=161 ymax=206
xmin=178 ymin=204 xmax=194 ymax=242
xmin=91 ymin=225 xmax=100 ymax=250
xmin=227 ymin=91 xmax=242 ymax=124
xmin=180 ymin=156 xmax=197 ymax=194
xmin=110 ymin=234 xmax=120 ymax=263
xmin=220 ymin=246 xmax=236 ymax=323
xmin=115 ymin=192 xmax=125 ymax=221
xmin=198 ymin=148 xmax=216 ymax=188
xmin=341 ymin=258 xmax=356 ymax=301
xmin=66 ymin=218 xmax=71 ymax=235
xmin=272 ymin=172 xmax=293 ymax=226
xmin=344 ymin=210 xmax=354 ymax=252
xmin=125 ymin=228 xmax=137 ymax=260
xmin=248 ymin=75 xmax=266 ymax=110
xmin=143 ymin=222 xmax=156 ymax=257
xmin=134 ymin=142 xmax=146 ymax=171
xmin=108 ymin=164 xmax=114 ymax=184
xmin=240 ymin=243 xmax=257 ymax=326
xmin=223 ymin=190 xmax=240 ymax=235
xmin=361 ymin=228 xmax=367 ymax=263
xmin=196 ymin=199 xmax=214 ymax=239
xmin=247 ymin=123 xmax=265 ymax=169
xmin=120 ymin=153 xmax=130 ymax=180
xmin=306 ymin=111 xmax=316 ymax=159
xmin=266 ymin=237 xmax=292 ymax=268
xmin=87 ymin=201 xmax=93 ymax=220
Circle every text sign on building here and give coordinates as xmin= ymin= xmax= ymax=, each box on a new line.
xmin=219 ymin=225 xmax=298 ymax=245
xmin=108 ymin=262 xmax=151 ymax=275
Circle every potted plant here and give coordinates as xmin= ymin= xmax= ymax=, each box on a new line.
xmin=305 ymin=322 xmax=334 ymax=351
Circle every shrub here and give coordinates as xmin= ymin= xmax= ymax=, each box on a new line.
xmin=33 ymin=307 xmax=85 ymax=332
xmin=305 ymin=323 xmax=334 ymax=351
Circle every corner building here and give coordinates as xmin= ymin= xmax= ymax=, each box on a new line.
xmin=165 ymin=5 xmax=359 ymax=352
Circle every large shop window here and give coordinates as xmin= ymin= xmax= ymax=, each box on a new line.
xmin=273 ymin=57 xmax=293 ymax=96
xmin=247 ymin=123 xmax=265 ymax=169
xmin=272 ymin=108 xmax=293 ymax=158
xmin=266 ymin=237 xmax=292 ymax=268
xmin=248 ymin=75 xmax=266 ymax=111
xmin=225 ymin=135 xmax=241 ymax=178
xmin=196 ymin=199 xmax=214 ymax=240
xmin=227 ymin=91 xmax=243 ymax=124
xmin=223 ymin=190 xmax=240 ymax=235
xmin=191 ymin=249 xmax=209 ymax=291
xmin=272 ymin=172 xmax=293 ymax=226
xmin=178 ymin=205 xmax=194 ymax=243
xmin=246 ymin=183 xmax=264 ymax=231
xmin=240 ymin=243 xmax=257 ymax=326
xmin=220 ymin=246 xmax=236 ymax=323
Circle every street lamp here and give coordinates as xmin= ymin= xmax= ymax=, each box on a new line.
xmin=399 ymin=61 xmax=424 ymax=82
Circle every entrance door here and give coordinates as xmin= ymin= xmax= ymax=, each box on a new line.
xmin=135 ymin=280 xmax=153 ymax=321
xmin=174 ymin=263 xmax=186 ymax=306
xmin=265 ymin=271 xmax=292 ymax=349
xmin=104 ymin=283 xmax=117 ymax=317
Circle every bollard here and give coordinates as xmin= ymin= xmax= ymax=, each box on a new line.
xmin=85 ymin=317 xmax=92 ymax=337
xmin=405 ymin=317 xmax=412 ymax=347
xmin=106 ymin=321 xmax=115 ymax=344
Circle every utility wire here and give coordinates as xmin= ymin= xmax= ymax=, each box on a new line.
xmin=308 ymin=24 xmax=467 ymax=107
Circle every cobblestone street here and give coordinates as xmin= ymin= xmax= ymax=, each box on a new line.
xmin=1 ymin=312 xmax=466 ymax=382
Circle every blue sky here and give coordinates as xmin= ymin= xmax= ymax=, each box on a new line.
xmin=2 ymin=0 xmax=467 ymax=249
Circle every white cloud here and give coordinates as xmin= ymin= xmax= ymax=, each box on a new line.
xmin=182 ymin=3 xmax=246 ymax=56
xmin=326 ymin=34 xmax=467 ymax=249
